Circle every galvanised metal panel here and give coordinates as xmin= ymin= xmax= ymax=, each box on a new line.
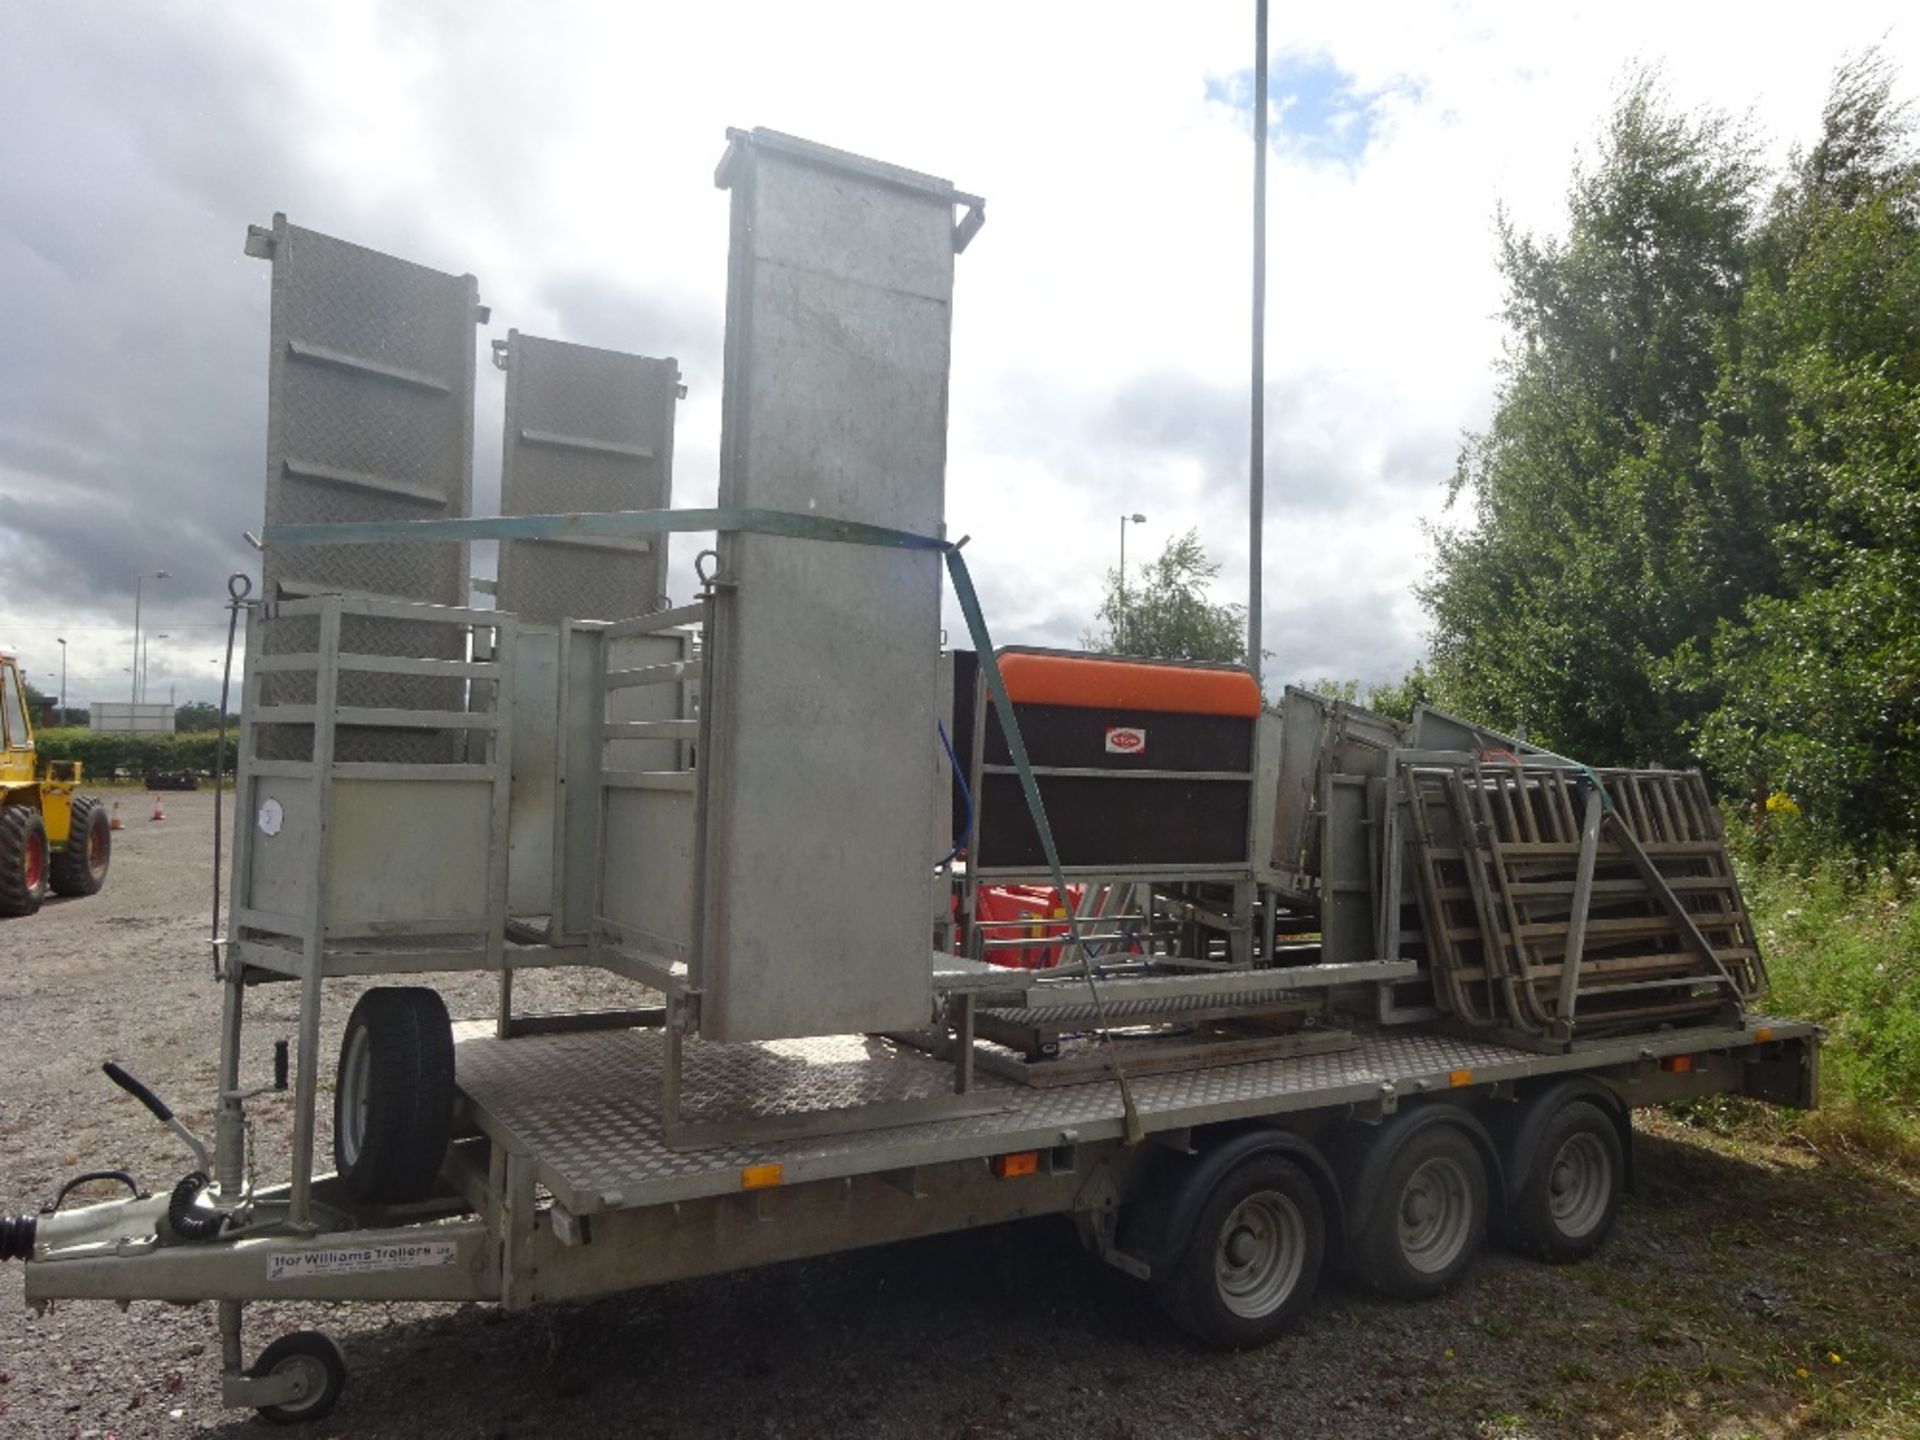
xmin=495 ymin=331 xmax=680 ymax=625
xmin=249 ymin=214 xmax=480 ymax=609
xmin=246 ymin=215 xmax=483 ymax=760
xmin=506 ymin=629 xmax=560 ymax=917
xmin=449 ymin=1017 xmax=1814 ymax=1213
xmin=698 ymin=129 xmax=978 ymax=1042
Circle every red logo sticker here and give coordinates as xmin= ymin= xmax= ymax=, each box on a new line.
xmin=1105 ymin=726 xmax=1147 ymax=756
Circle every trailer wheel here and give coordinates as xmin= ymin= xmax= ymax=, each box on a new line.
xmin=0 ymin=806 xmax=50 ymax=916
xmin=333 ymin=987 xmax=454 ymax=1204
xmin=50 ymin=796 xmax=111 ymax=896
xmin=1152 ymin=1154 xmax=1325 ymax=1348
xmin=1501 ymin=1100 xmax=1623 ymax=1261
xmin=251 ymin=1330 xmax=346 ymax=1424
xmin=1350 ymin=1124 xmax=1488 ymax=1299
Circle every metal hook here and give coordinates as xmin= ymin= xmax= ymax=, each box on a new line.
xmin=694 ymin=550 xmax=721 ymax=588
xmin=227 ymin=573 xmax=254 ymax=604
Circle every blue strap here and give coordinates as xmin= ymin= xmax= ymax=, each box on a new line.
xmin=265 ymin=506 xmax=1148 ymax=1140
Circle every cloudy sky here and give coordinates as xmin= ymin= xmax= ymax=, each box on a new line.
xmin=1 ymin=2 xmax=1913 ymax=710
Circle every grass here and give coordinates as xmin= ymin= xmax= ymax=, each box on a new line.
xmin=1677 ymin=843 xmax=1920 ymax=1169
xmin=1544 ymin=1112 xmax=1920 ymax=1438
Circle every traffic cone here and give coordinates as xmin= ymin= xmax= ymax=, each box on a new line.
xmin=109 ymin=802 xmax=124 ymax=831
xmin=150 ymin=795 xmax=166 ymax=822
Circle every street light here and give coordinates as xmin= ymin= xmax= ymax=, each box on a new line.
xmin=1117 ymin=513 xmax=1148 ymax=645
xmin=143 ymin=633 xmax=170 ymax=709
xmin=55 ymin=638 xmax=67 ymax=727
xmin=131 ymin=569 xmax=170 ymax=708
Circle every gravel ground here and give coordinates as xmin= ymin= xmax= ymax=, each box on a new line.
xmin=3 ymin=790 xmax=1916 ymax=1439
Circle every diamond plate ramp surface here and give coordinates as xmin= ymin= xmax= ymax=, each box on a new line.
xmin=495 ymin=331 xmax=680 ymax=625
xmin=248 ymin=215 xmax=482 ymax=760
xmin=454 ymin=1021 xmax=1594 ymax=1214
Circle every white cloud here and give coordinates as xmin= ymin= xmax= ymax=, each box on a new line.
xmin=1 ymin=1 xmax=1913 ymax=704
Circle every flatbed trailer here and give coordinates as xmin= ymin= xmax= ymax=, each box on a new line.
xmin=1 ymin=127 xmax=1824 ymax=1426
xmin=10 ymin=999 xmax=1818 ymax=1421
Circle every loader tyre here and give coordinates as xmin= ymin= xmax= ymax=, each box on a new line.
xmin=333 ymin=987 xmax=455 ymax=1204
xmin=0 ymin=806 xmax=50 ymax=916
xmin=49 ymin=795 xmax=111 ymax=897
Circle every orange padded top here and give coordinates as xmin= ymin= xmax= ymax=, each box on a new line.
xmin=996 ymin=651 xmax=1261 ymax=718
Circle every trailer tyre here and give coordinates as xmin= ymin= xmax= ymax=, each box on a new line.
xmin=1153 ymin=1154 xmax=1325 ymax=1348
xmin=0 ymin=805 xmax=50 ymax=916
xmin=333 ymin=987 xmax=454 ymax=1205
xmin=1501 ymin=1100 xmax=1623 ymax=1262
xmin=251 ymin=1330 xmax=346 ymax=1425
xmin=1350 ymin=1124 xmax=1488 ymax=1299
xmin=50 ymin=795 xmax=111 ymax=896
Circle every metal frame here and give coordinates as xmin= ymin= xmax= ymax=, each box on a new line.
xmin=225 ymin=594 xmax=518 ymax=1225
xmin=24 ymin=1015 xmax=1819 ymax=1309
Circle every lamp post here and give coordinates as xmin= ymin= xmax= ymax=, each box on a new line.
xmin=131 ymin=570 xmax=170 ymax=709
xmin=143 ymin=633 xmax=170 ymax=709
xmin=1249 ymin=0 xmax=1269 ymax=685
xmin=55 ymin=638 xmax=67 ymax=727
xmin=1117 ymin=512 xmax=1147 ymax=649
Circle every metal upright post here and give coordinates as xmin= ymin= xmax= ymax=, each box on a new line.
xmin=1248 ymin=0 xmax=1268 ymax=686
xmin=1556 ymin=787 xmax=1604 ymax=1031
xmin=217 ymin=605 xmax=266 ymax=1196
xmin=485 ymin=614 xmax=516 ymax=1037
xmin=287 ymin=599 xmax=343 ymax=1230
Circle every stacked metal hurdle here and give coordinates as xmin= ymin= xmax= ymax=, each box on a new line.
xmin=1268 ymin=688 xmax=1767 ymax=1049
xmin=1400 ymin=761 xmax=1765 ymax=1042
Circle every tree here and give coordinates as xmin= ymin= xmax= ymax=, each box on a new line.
xmin=1422 ymin=71 xmax=1762 ymax=764
xmin=1365 ymin=665 xmax=1435 ymax=724
xmin=1427 ymin=52 xmax=1920 ymax=851
xmin=1686 ymin=54 xmax=1920 ymax=847
xmin=174 ymin=702 xmax=227 ymax=732
xmin=1084 ymin=529 xmax=1249 ymax=664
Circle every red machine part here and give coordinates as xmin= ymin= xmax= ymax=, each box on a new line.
xmin=958 ymin=883 xmax=1147 ymax=969
xmin=970 ymin=883 xmax=1079 ymax=969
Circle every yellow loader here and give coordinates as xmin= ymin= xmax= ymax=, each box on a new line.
xmin=0 ymin=649 xmax=111 ymax=915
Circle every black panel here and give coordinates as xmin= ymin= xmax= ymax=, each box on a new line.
xmin=976 ymin=774 xmax=1252 ymax=869
xmin=983 ymin=702 xmax=1253 ymax=773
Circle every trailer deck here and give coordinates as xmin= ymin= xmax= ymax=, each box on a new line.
xmin=452 ymin=1013 xmax=1817 ymax=1216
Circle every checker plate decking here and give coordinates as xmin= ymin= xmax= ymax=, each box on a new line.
xmin=452 ymin=1017 xmax=1805 ymax=1216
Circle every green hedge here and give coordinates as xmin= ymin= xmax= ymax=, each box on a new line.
xmin=32 ymin=727 xmax=237 ymax=779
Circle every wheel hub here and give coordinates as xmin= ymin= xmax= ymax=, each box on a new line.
xmin=24 ymin=832 xmax=45 ymax=891
xmin=1212 ymin=1190 xmax=1307 ymax=1319
xmin=1396 ymin=1155 xmax=1473 ymax=1274
xmin=1546 ymin=1133 xmax=1612 ymax=1237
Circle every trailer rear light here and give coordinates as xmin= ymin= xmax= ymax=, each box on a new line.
xmin=990 ymin=1151 xmax=1039 ymax=1179
xmin=739 ymin=1163 xmax=783 ymax=1190
xmin=1661 ymin=1055 xmax=1694 ymax=1073
xmin=1448 ymin=1069 xmax=1473 ymax=1088
xmin=1753 ymin=1027 xmax=1774 ymax=1043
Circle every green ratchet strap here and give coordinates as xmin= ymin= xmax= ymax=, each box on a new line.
xmin=263 ymin=506 xmax=1149 ymax=1144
